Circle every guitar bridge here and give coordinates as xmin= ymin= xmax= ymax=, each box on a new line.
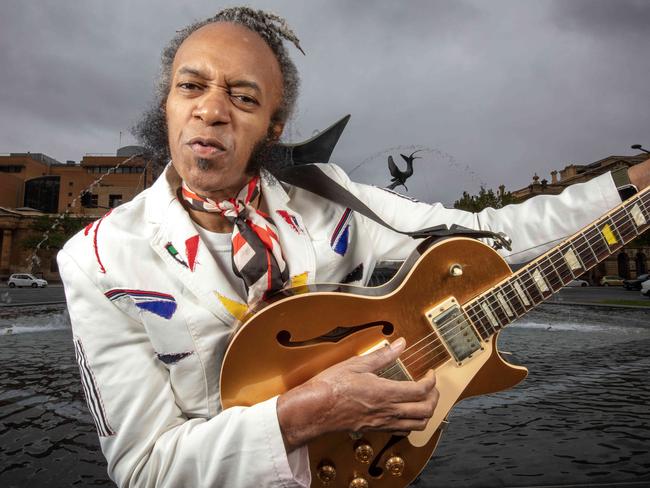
xmin=425 ymin=297 xmax=483 ymax=365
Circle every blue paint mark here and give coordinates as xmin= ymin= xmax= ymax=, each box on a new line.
xmin=136 ymin=300 xmax=177 ymax=319
xmin=333 ymin=225 xmax=350 ymax=256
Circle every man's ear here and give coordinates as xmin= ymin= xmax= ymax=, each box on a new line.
xmin=269 ymin=122 xmax=285 ymax=142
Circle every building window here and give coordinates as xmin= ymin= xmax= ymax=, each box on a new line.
xmin=0 ymin=165 xmax=24 ymax=173
xmin=81 ymin=192 xmax=98 ymax=208
xmin=69 ymin=181 xmax=73 ymax=186
xmin=68 ymin=192 xmax=72 ymax=197
xmin=85 ymin=165 xmax=144 ymax=174
xmin=24 ymin=176 xmax=61 ymax=213
xmin=109 ymin=194 xmax=123 ymax=208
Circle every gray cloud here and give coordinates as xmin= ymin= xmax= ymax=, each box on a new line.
xmin=1 ymin=0 xmax=648 ymax=205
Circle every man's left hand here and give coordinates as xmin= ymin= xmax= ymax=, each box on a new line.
xmin=629 ymin=158 xmax=650 ymax=191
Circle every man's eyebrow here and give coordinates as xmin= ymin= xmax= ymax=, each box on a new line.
xmin=177 ymin=66 xmax=209 ymax=78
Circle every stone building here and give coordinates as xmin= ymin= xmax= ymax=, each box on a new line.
xmin=0 ymin=146 xmax=154 ymax=281
xmin=511 ymin=152 xmax=649 ymax=283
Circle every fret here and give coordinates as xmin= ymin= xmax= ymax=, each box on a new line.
xmin=531 ymin=267 xmax=553 ymax=298
xmin=512 ymin=277 xmax=532 ymax=308
xmin=600 ymin=217 xmax=623 ymax=252
xmin=485 ymin=291 xmax=510 ymax=326
xmin=548 ymin=248 xmax=574 ymax=287
xmin=539 ymin=255 xmax=563 ymax=291
xmin=639 ymin=191 xmax=650 ymax=220
xmin=626 ymin=202 xmax=646 ymax=230
xmin=498 ymin=281 xmax=524 ymax=317
xmin=518 ymin=270 xmax=544 ymax=304
xmin=572 ymin=232 xmax=598 ymax=269
xmin=495 ymin=289 xmax=515 ymax=318
xmin=465 ymin=302 xmax=492 ymax=340
xmin=612 ymin=206 xmax=638 ymax=243
xmin=582 ymin=225 xmax=610 ymax=261
xmin=479 ymin=299 xmax=502 ymax=331
xmin=559 ymin=244 xmax=583 ymax=279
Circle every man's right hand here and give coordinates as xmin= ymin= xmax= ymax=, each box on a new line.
xmin=277 ymin=338 xmax=439 ymax=453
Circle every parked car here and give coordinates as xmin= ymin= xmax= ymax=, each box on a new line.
xmin=641 ymin=279 xmax=650 ymax=298
xmin=599 ymin=275 xmax=624 ymax=286
xmin=7 ymin=274 xmax=48 ymax=288
xmin=566 ymin=279 xmax=589 ymax=287
xmin=623 ymin=273 xmax=649 ymax=291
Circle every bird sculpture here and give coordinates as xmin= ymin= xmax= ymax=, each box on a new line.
xmin=386 ymin=150 xmax=423 ymax=191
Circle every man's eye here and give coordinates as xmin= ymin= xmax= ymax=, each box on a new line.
xmin=232 ymin=94 xmax=258 ymax=105
xmin=178 ymin=82 xmax=200 ymax=90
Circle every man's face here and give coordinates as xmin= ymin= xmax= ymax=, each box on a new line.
xmin=165 ymin=22 xmax=284 ymax=199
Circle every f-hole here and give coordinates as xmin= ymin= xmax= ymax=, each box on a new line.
xmin=368 ymin=434 xmax=404 ymax=477
xmin=277 ymin=322 xmax=393 ymax=348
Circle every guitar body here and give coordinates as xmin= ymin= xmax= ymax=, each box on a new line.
xmin=221 ymin=237 xmax=528 ymax=487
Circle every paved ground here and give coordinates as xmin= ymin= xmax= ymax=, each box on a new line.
xmin=0 ymin=285 xmax=66 ymax=307
xmin=0 ymin=304 xmax=648 ymax=487
xmin=0 ymin=283 xmax=647 ymax=309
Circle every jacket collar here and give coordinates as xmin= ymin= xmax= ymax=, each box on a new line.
xmin=146 ymin=163 xmax=316 ymax=323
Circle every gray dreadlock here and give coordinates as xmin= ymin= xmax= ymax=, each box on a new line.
xmin=133 ymin=7 xmax=304 ymax=170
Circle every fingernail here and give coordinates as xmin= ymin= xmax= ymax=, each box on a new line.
xmin=390 ymin=338 xmax=406 ymax=351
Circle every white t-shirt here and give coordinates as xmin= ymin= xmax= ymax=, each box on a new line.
xmin=195 ymin=225 xmax=248 ymax=301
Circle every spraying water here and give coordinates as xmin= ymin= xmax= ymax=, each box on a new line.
xmin=348 ymin=145 xmax=487 ymax=190
xmin=26 ymin=153 xmax=149 ymax=273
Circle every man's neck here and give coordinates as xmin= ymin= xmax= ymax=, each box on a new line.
xmin=186 ymin=206 xmax=233 ymax=233
xmin=179 ymin=187 xmax=262 ymax=233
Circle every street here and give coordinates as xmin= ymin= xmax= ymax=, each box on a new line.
xmin=2 ymin=283 xmax=646 ymax=308
xmin=0 ymin=285 xmax=66 ymax=307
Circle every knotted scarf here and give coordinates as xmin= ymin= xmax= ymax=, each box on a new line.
xmin=181 ymin=177 xmax=289 ymax=306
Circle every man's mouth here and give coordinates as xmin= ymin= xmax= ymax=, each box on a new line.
xmin=187 ymin=136 xmax=227 ymax=158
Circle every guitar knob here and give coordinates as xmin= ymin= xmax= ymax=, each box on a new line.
xmin=354 ymin=442 xmax=374 ymax=463
xmin=316 ymin=463 xmax=336 ymax=484
xmin=385 ymin=456 xmax=405 ymax=476
xmin=449 ymin=263 xmax=463 ymax=276
xmin=349 ymin=477 xmax=369 ymax=488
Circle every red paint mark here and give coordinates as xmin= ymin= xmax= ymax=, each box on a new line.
xmin=276 ymin=210 xmax=301 ymax=234
xmin=92 ymin=209 xmax=113 ymax=274
xmin=185 ymin=235 xmax=199 ymax=272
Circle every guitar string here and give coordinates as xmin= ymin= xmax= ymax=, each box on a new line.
xmin=377 ymin=195 xmax=650 ymax=381
xmin=461 ymin=196 xmax=650 ymax=337
xmin=382 ymin=202 xmax=650 ymax=381
xmin=462 ymin=196 xmax=650 ymax=336
xmin=388 ymin=200 xmax=644 ymax=375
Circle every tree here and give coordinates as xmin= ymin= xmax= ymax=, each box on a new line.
xmin=453 ymin=184 xmax=516 ymax=212
xmin=20 ymin=214 xmax=93 ymax=252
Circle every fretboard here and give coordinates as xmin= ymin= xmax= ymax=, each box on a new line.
xmin=464 ymin=186 xmax=650 ymax=340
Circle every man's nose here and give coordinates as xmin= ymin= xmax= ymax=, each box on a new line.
xmin=192 ymin=91 xmax=231 ymax=125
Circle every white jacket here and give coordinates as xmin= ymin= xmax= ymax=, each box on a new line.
xmin=58 ymin=163 xmax=621 ymax=487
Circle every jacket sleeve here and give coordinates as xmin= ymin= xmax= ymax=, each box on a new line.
xmin=58 ymin=249 xmax=310 ymax=488
xmin=322 ymin=164 xmax=622 ymax=265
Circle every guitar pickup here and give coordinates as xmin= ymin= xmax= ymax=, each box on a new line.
xmin=425 ymin=297 xmax=484 ymax=365
xmin=361 ymin=340 xmax=413 ymax=382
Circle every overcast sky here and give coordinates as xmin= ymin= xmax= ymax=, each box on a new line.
xmin=1 ymin=0 xmax=649 ymax=204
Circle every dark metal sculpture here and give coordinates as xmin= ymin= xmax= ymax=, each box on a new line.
xmin=279 ymin=114 xmax=351 ymax=166
xmin=386 ymin=150 xmax=423 ymax=191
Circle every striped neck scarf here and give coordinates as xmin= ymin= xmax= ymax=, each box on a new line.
xmin=181 ymin=177 xmax=289 ymax=306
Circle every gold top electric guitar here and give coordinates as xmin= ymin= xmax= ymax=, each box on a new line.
xmin=220 ymin=186 xmax=650 ymax=488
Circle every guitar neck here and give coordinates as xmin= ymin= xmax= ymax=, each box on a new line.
xmin=464 ymin=186 xmax=650 ymax=340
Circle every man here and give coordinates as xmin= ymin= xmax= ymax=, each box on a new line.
xmin=59 ymin=7 xmax=650 ymax=487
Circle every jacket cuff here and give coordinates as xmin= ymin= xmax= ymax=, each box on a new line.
xmin=598 ymin=171 xmax=625 ymax=208
xmin=257 ymin=396 xmax=311 ymax=487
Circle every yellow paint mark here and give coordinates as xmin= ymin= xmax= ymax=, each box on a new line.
xmin=216 ymin=293 xmax=248 ymax=321
xmin=290 ymin=272 xmax=310 ymax=294
xmin=601 ymin=224 xmax=618 ymax=245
